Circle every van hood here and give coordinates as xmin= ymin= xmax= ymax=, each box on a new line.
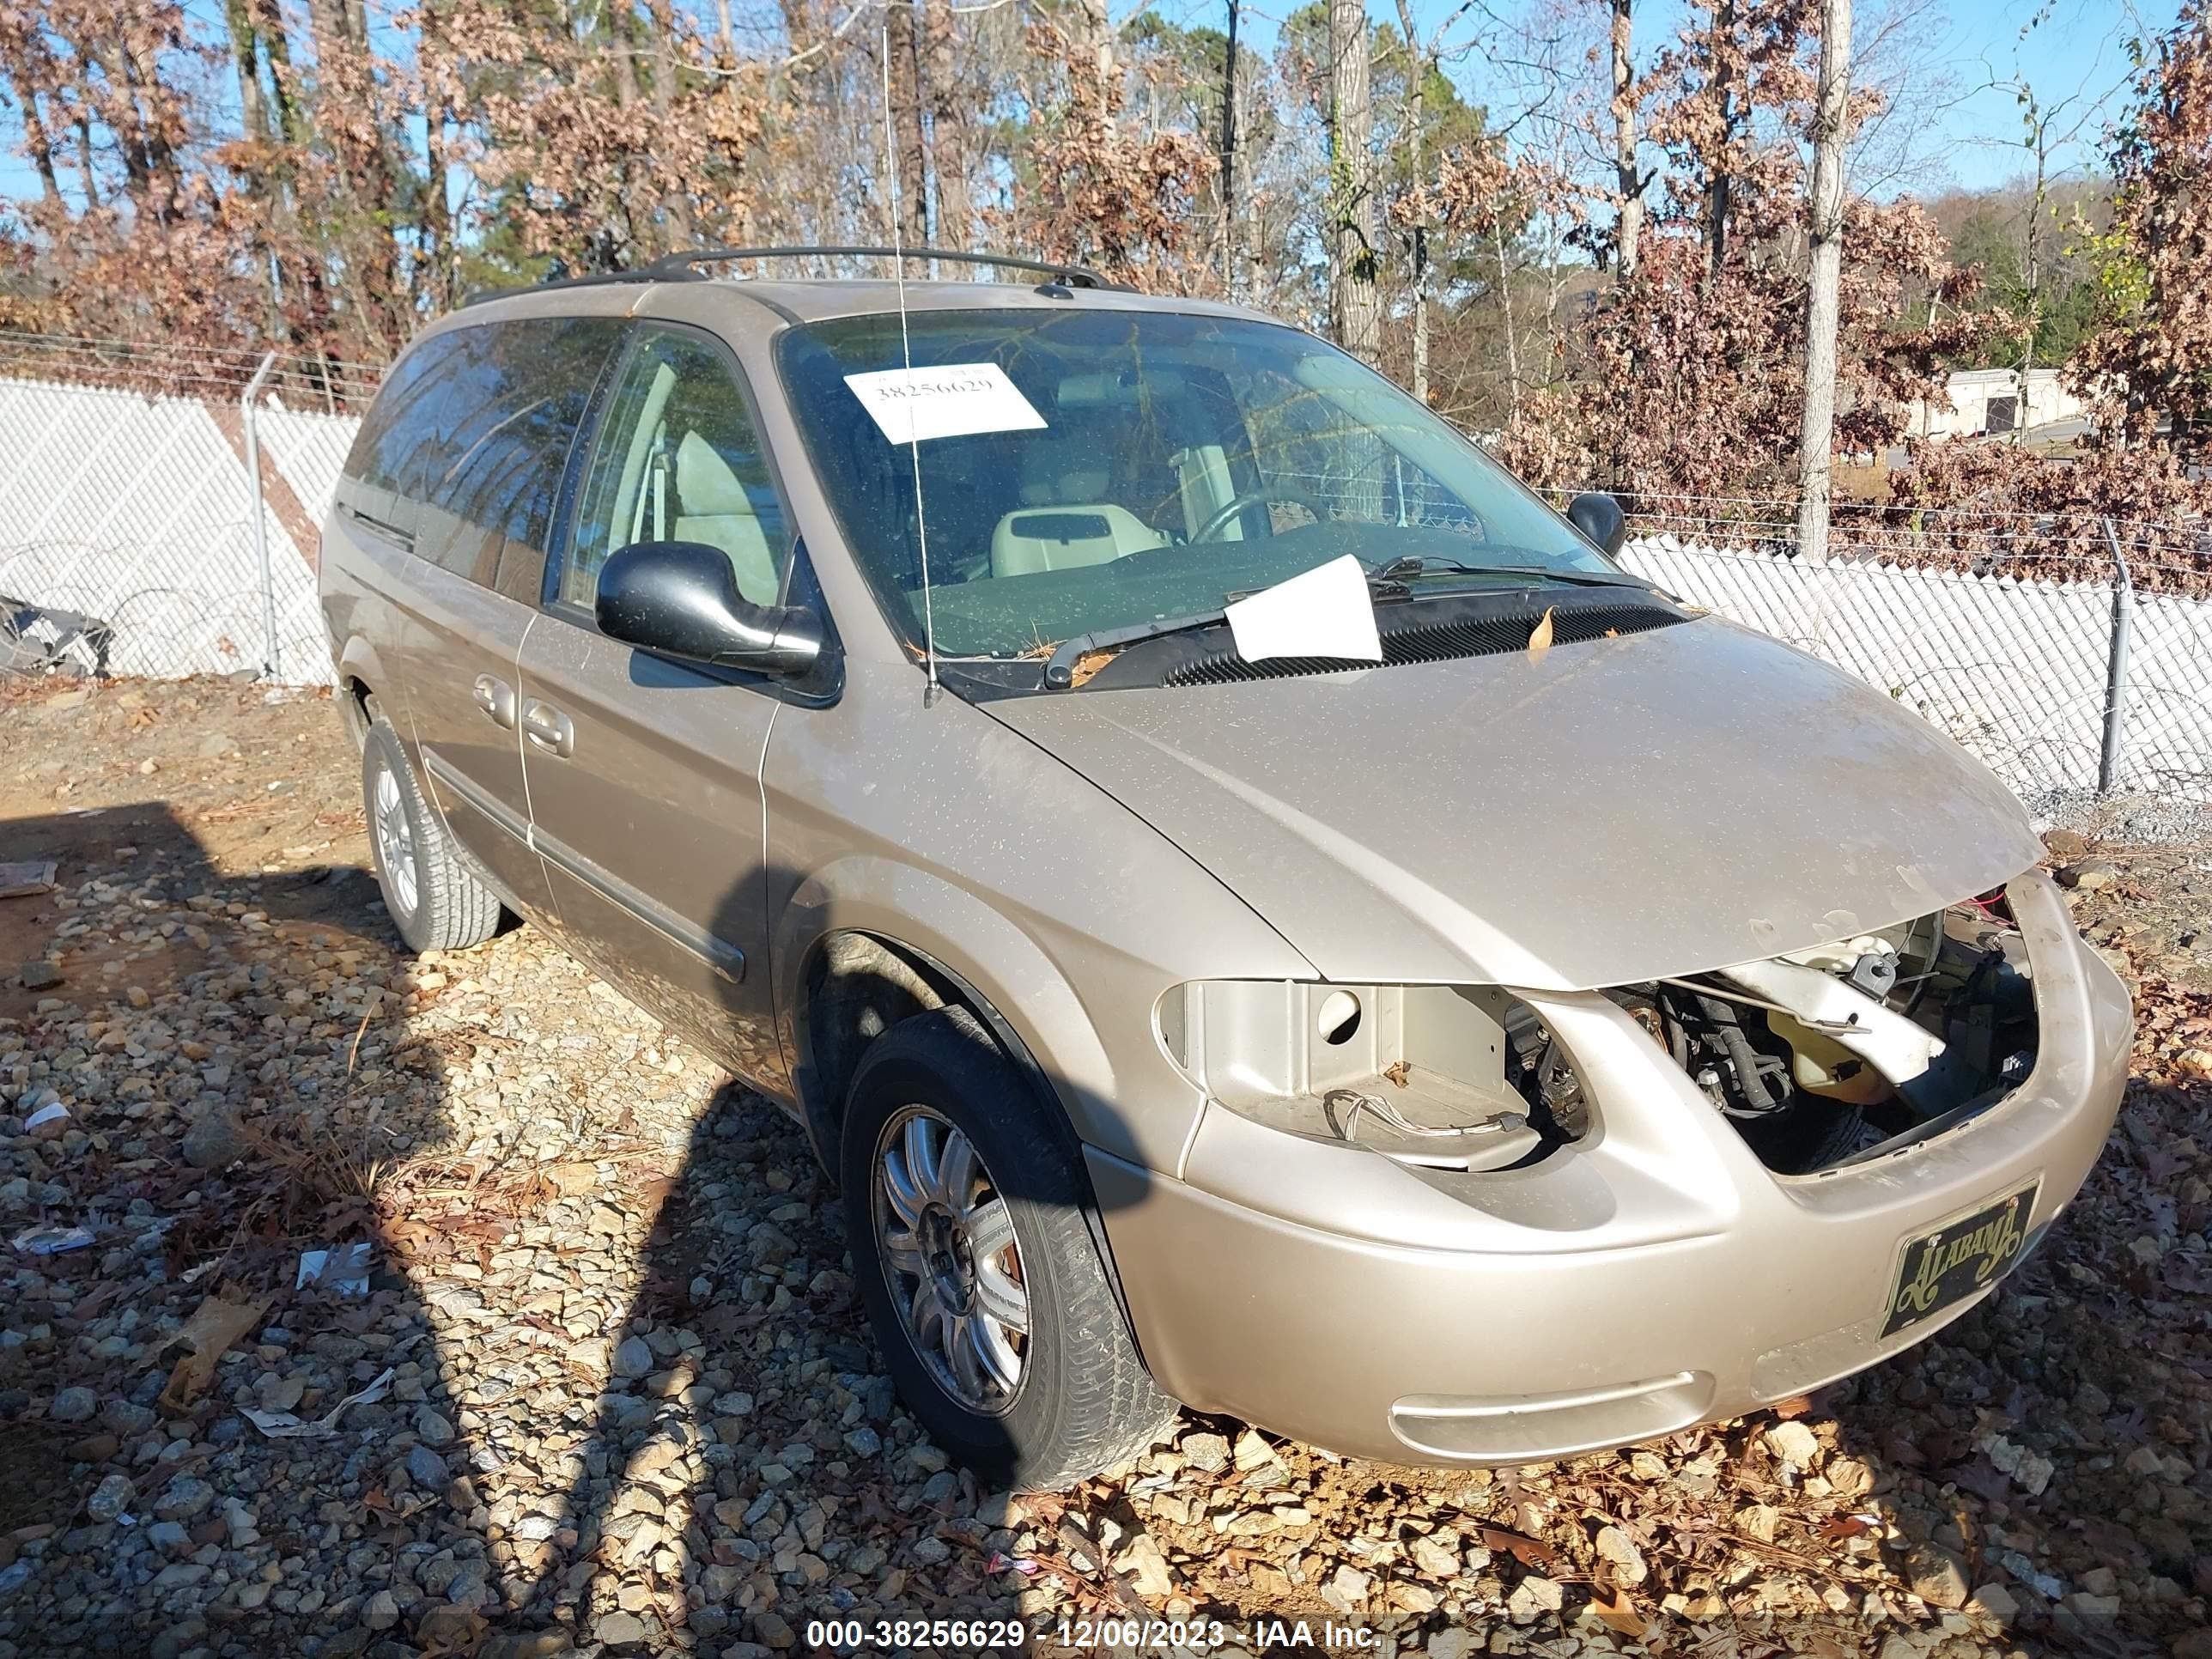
xmin=985 ymin=617 xmax=2042 ymax=990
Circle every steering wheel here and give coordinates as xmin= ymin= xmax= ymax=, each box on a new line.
xmin=1191 ymin=488 xmax=1332 ymax=544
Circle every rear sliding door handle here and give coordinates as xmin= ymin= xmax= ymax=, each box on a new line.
xmin=472 ymin=674 xmax=517 ymax=728
xmin=521 ymin=699 xmax=574 ymax=757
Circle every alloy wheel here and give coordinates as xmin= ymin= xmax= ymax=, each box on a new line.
xmin=372 ymin=764 xmax=419 ymax=919
xmin=872 ymin=1103 xmax=1030 ymax=1413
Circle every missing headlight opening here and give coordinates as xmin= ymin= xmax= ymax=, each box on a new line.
xmin=1156 ymin=981 xmax=1586 ymax=1174
xmin=1620 ymin=886 xmax=2039 ymax=1175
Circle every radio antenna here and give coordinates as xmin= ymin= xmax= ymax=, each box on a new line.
xmin=879 ymin=16 xmax=940 ymax=708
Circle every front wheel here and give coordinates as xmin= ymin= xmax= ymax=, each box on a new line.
xmin=841 ymin=1006 xmax=1179 ymax=1488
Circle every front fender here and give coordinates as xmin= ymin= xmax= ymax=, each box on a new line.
xmin=773 ymin=855 xmax=1158 ymax=1164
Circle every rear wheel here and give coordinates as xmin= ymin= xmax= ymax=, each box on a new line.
xmin=842 ymin=1006 xmax=1179 ymax=1488
xmin=362 ymin=715 xmax=501 ymax=954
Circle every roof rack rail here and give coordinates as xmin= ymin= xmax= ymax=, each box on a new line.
xmin=459 ymin=245 xmax=1127 ymax=308
xmin=643 ymin=245 xmax=1127 ymax=289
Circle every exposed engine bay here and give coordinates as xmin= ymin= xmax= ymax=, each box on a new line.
xmin=1159 ymin=887 xmax=2039 ymax=1181
xmin=1620 ymin=890 xmax=2039 ymax=1173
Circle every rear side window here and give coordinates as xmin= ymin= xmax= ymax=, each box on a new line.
xmin=342 ymin=337 xmax=458 ymax=501
xmin=560 ymin=326 xmax=790 ymax=611
xmin=368 ymin=319 xmax=620 ymax=588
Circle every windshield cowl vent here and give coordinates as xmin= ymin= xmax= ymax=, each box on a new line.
xmin=1158 ymin=600 xmax=1686 ymax=688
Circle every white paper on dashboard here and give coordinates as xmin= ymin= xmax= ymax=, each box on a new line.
xmin=843 ymin=363 xmax=1048 ymax=445
xmin=1224 ymin=554 xmax=1382 ymax=664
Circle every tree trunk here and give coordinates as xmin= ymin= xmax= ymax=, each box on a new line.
xmin=1218 ymin=0 xmax=1240 ymax=294
xmin=223 ymin=0 xmax=273 ymax=149
xmin=648 ymin=0 xmax=695 ymax=250
xmin=1393 ymin=0 xmax=1429 ymax=404
xmin=1704 ymin=0 xmax=1735 ymax=282
xmin=885 ymin=0 xmax=930 ymax=245
xmin=7 ymin=74 xmax=66 ymax=212
xmin=1328 ymin=0 xmax=1380 ymax=366
xmin=1795 ymin=0 xmax=1853 ymax=566
xmin=1494 ymin=217 xmax=1520 ymax=421
xmin=418 ymin=0 xmax=455 ymax=310
xmin=924 ymin=0 xmax=969 ymax=249
xmin=1611 ymin=0 xmax=1640 ymax=279
xmin=71 ymin=110 xmax=100 ymax=209
xmin=258 ymin=0 xmax=303 ymax=146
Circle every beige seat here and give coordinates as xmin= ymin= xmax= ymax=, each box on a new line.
xmin=988 ymin=446 xmax=1165 ymax=577
xmin=673 ymin=430 xmax=780 ymax=604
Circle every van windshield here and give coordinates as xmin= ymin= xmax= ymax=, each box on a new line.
xmin=775 ymin=307 xmax=1615 ymax=660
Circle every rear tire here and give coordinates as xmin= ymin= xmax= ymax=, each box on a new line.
xmin=362 ymin=715 xmax=501 ymax=954
xmin=842 ymin=1006 xmax=1179 ymax=1489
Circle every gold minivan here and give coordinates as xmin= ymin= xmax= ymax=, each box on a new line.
xmin=321 ymin=248 xmax=2130 ymax=1487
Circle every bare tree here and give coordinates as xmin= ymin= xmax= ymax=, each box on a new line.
xmin=1796 ymin=0 xmax=1854 ymax=564
xmin=1330 ymin=0 xmax=1381 ymax=363
xmin=1610 ymin=0 xmax=1640 ymax=277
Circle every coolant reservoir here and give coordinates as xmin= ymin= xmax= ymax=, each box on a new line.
xmin=1766 ymin=1010 xmax=1894 ymax=1106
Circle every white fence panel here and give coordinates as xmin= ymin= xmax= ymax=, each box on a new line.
xmin=0 ymin=370 xmax=2205 ymax=811
xmin=1619 ymin=535 xmax=2212 ymax=807
xmin=0 ymin=375 xmax=352 ymax=686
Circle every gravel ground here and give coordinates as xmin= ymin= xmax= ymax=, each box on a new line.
xmin=2 ymin=677 xmax=2210 ymax=1659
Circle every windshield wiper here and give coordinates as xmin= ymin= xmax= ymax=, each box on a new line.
xmin=1368 ymin=556 xmax=1656 ymax=592
xmin=1042 ymin=606 xmax=1229 ymax=688
xmin=1041 ymin=562 xmax=1661 ymax=689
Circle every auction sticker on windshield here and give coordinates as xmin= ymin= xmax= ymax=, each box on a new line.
xmin=843 ymin=362 xmax=1048 ymax=445
xmin=1881 ymin=1179 xmax=2039 ymax=1337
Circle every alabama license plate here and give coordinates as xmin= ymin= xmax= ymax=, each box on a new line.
xmin=1882 ymin=1180 xmax=2040 ymax=1337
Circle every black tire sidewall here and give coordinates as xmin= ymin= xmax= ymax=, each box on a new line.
xmin=841 ymin=1008 xmax=1133 ymax=1486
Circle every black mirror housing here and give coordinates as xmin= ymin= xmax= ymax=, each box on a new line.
xmin=1565 ymin=491 xmax=1629 ymax=558
xmin=595 ymin=541 xmax=825 ymax=679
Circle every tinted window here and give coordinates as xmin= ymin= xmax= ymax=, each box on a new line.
xmin=341 ymin=334 xmax=459 ymax=500
xmin=384 ymin=319 xmax=620 ymax=585
xmin=561 ymin=326 xmax=789 ymax=610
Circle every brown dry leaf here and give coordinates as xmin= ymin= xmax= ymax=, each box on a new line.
xmin=1818 ymin=1514 xmax=1873 ymax=1540
xmin=1771 ymin=1393 xmax=1815 ymax=1419
xmin=1526 ymin=607 xmax=1555 ymax=661
xmin=1589 ymin=1583 xmax=1648 ymax=1638
xmin=156 ymin=1291 xmax=269 ymax=1411
xmin=1382 ymin=1060 xmax=1411 ymax=1088
xmin=1067 ymin=649 xmax=1116 ymax=689
xmin=376 ymin=1218 xmax=448 ymax=1261
xmin=1477 ymin=1523 xmax=1558 ymax=1571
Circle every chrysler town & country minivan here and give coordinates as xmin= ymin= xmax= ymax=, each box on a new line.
xmin=320 ymin=247 xmax=2130 ymax=1486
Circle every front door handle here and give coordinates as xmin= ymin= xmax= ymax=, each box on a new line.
xmin=521 ymin=699 xmax=574 ymax=757
xmin=472 ymin=674 xmax=517 ymax=729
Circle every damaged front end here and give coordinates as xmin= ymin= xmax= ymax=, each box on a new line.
xmin=1626 ymin=890 xmax=2040 ymax=1175
xmin=1158 ymin=884 xmax=2047 ymax=1186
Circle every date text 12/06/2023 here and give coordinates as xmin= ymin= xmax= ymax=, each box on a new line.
xmin=803 ymin=1618 xmax=1389 ymax=1651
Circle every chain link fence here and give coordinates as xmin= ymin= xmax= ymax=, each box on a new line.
xmin=0 ymin=340 xmax=367 ymax=686
xmin=1614 ymin=533 xmax=2212 ymax=822
xmin=0 ymin=341 xmax=2206 ymax=825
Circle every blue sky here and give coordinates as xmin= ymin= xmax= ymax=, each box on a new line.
xmin=0 ymin=0 xmax=2175 ymax=208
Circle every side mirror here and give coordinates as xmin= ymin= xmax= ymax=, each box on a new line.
xmin=1565 ymin=491 xmax=1628 ymax=557
xmin=595 ymin=541 xmax=824 ymax=679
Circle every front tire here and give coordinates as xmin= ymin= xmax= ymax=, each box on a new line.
xmin=842 ymin=1006 xmax=1179 ymax=1489
xmin=362 ymin=715 xmax=501 ymax=954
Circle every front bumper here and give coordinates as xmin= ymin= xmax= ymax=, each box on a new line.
xmin=1089 ymin=871 xmax=2130 ymax=1464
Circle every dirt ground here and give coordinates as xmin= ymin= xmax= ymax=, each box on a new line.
xmin=3 ymin=676 xmax=2211 ymax=1659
